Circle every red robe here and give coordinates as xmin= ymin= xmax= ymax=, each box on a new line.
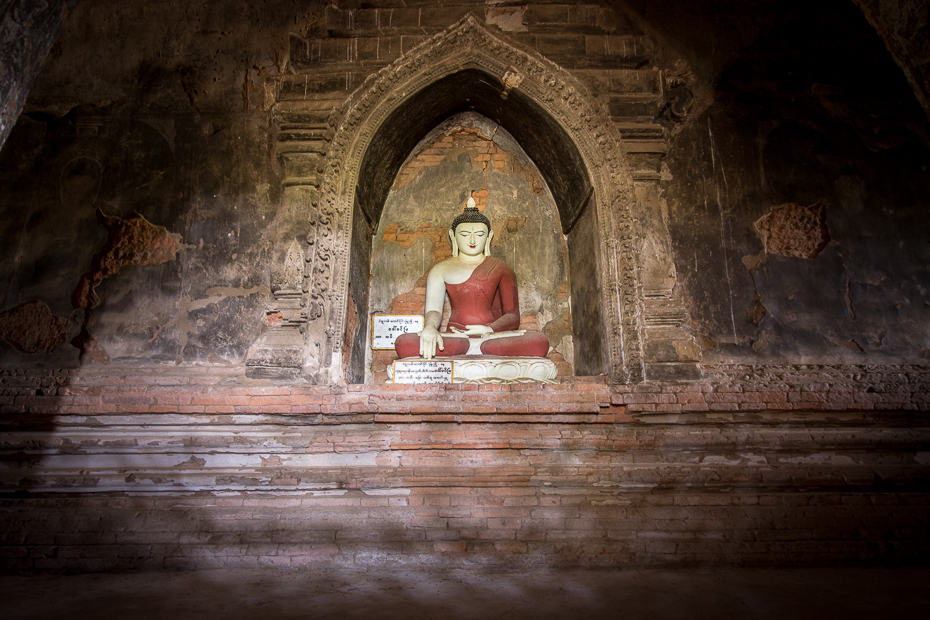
xmin=445 ymin=257 xmax=520 ymax=333
xmin=394 ymin=257 xmax=549 ymax=358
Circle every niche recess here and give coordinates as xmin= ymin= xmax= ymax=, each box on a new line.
xmin=339 ymin=60 xmax=639 ymax=383
xmin=249 ymin=18 xmax=645 ymax=384
xmin=367 ymin=112 xmax=573 ymax=383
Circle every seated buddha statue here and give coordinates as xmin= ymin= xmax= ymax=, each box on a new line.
xmin=394 ymin=196 xmax=551 ymax=360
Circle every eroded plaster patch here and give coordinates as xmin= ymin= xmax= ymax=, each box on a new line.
xmin=0 ymin=300 xmax=68 ymax=353
xmin=72 ymin=209 xmax=184 ymax=310
xmin=754 ymin=202 xmax=830 ymax=259
xmin=485 ymin=7 xmax=527 ymax=32
xmin=171 ymin=286 xmax=271 ymax=361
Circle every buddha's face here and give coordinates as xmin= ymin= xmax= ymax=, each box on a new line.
xmin=452 ymin=222 xmax=492 ymax=257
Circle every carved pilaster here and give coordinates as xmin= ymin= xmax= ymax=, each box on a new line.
xmin=630 ymin=157 xmax=702 ymax=382
xmin=245 ymin=285 xmax=308 ymax=380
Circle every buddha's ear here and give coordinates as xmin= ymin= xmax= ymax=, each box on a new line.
xmin=484 ymin=229 xmax=493 ymax=256
xmin=448 ymin=229 xmax=458 ymax=257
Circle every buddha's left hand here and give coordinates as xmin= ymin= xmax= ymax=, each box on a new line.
xmin=450 ymin=324 xmax=494 ymax=337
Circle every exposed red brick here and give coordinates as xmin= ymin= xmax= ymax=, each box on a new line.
xmin=0 ymin=300 xmax=69 ymax=354
xmin=72 ymin=209 xmax=183 ymax=310
xmin=754 ymin=202 xmax=830 ymax=259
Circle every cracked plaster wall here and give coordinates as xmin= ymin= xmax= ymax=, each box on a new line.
xmin=0 ymin=0 xmax=307 ymax=367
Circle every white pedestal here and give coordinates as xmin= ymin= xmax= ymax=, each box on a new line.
xmin=388 ymin=356 xmax=558 ymax=384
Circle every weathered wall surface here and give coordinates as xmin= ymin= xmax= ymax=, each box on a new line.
xmin=0 ymin=0 xmax=315 ymax=369
xmin=855 ymin=0 xmax=930 ymax=118
xmin=0 ymin=0 xmax=78 ymax=150
xmin=649 ymin=0 xmax=930 ymax=366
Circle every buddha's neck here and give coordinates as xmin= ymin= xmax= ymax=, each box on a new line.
xmin=455 ymin=254 xmax=486 ymax=266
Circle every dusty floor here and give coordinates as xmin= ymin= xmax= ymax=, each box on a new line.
xmin=2 ymin=566 xmax=929 ymax=619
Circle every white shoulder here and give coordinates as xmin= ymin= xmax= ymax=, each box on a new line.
xmin=428 ymin=258 xmax=454 ymax=278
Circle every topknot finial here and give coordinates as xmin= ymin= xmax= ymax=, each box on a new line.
xmin=451 ymin=190 xmax=491 ymax=232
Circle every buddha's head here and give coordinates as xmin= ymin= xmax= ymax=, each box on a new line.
xmin=450 ymin=195 xmax=493 ymax=258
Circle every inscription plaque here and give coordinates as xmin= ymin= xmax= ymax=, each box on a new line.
xmin=371 ymin=314 xmax=423 ymax=350
xmin=391 ymin=359 xmax=454 ymax=384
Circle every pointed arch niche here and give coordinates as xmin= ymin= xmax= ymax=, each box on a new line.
xmin=368 ymin=112 xmax=573 ymax=382
xmin=248 ymin=17 xmax=646 ymax=384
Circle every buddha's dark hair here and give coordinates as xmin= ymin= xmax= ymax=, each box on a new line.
xmin=451 ymin=205 xmax=491 ymax=233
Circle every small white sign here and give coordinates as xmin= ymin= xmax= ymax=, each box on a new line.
xmin=392 ymin=360 xmax=454 ymax=384
xmin=371 ymin=314 xmax=424 ymax=350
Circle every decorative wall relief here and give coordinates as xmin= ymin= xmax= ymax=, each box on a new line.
xmin=282 ymin=240 xmax=304 ymax=291
xmin=659 ymin=60 xmax=695 ymax=122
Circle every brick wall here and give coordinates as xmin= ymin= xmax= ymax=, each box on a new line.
xmin=1 ymin=366 xmax=928 ymax=571
xmin=5 ymin=490 xmax=928 ymax=571
xmin=1 ymin=365 xmax=925 ymax=417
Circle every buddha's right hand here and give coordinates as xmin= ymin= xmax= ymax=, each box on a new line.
xmin=419 ymin=326 xmax=444 ymax=359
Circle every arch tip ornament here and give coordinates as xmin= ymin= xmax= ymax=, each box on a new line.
xmin=248 ymin=14 xmax=649 ymax=385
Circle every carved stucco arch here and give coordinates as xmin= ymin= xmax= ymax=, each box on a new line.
xmin=307 ymin=16 xmax=644 ymax=383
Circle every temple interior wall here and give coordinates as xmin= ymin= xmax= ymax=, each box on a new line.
xmin=1 ymin=0 xmax=926 ymax=372
xmin=0 ymin=0 xmax=928 ymax=571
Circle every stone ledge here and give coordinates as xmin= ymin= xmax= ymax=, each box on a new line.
xmin=2 ymin=416 xmax=928 ymax=494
